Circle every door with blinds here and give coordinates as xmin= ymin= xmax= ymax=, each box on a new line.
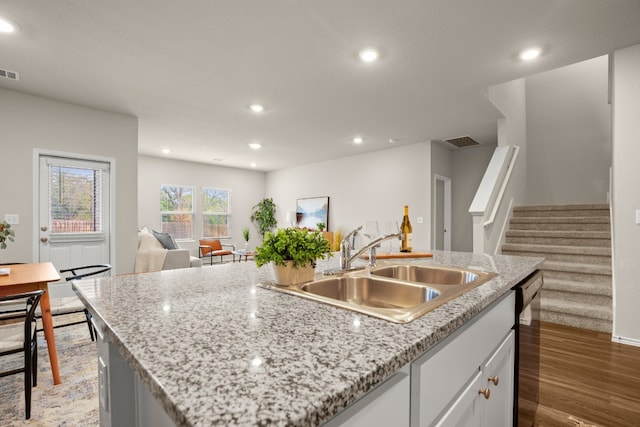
xmin=38 ymin=155 xmax=110 ymax=296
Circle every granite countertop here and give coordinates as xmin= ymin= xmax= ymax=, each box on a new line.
xmin=73 ymin=250 xmax=543 ymax=427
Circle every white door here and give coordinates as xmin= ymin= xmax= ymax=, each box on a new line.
xmin=38 ymin=155 xmax=111 ymax=296
xmin=433 ymin=175 xmax=452 ymax=251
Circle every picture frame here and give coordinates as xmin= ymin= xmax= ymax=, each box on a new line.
xmin=296 ymin=197 xmax=329 ymax=230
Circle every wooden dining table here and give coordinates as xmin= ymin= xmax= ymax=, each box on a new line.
xmin=0 ymin=262 xmax=62 ymax=385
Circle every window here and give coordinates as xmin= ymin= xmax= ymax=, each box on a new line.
xmin=49 ymin=164 xmax=106 ymax=233
xmin=160 ymin=185 xmax=194 ymax=239
xmin=202 ymin=188 xmax=230 ymax=238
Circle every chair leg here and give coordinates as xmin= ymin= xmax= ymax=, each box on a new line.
xmin=32 ymin=338 xmax=38 ymax=387
xmin=84 ymin=309 xmax=96 ymax=341
xmin=24 ymin=343 xmax=33 ymax=419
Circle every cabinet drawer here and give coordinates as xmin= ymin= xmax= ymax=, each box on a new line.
xmin=411 ymin=292 xmax=515 ymax=427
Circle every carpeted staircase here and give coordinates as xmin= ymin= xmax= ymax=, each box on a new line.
xmin=501 ymin=203 xmax=612 ymax=333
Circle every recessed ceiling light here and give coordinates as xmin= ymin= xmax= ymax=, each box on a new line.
xmin=352 ymin=136 xmax=364 ymax=144
xmin=250 ymin=162 xmax=257 ymax=168
xmin=388 ymin=138 xmax=396 ymax=144
xmin=249 ymin=104 xmax=265 ymax=113
xmin=519 ymin=47 xmax=541 ymax=61
xmin=248 ymin=143 xmax=262 ymax=150
xmin=358 ymin=48 xmax=379 ymax=63
xmin=0 ymin=16 xmax=18 ymax=33
xmin=161 ymin=148 xmax=171 ymax=154
xmin=212 ymin=158 xmax=225 ymax=162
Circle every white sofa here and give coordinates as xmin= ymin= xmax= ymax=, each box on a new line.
xmin=163 ymin=248 xmax=202 ymax=270
xmin=135 ymin=228 xmax=202 ymax=273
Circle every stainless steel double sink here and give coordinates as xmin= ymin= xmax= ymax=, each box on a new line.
xmin=261 ymin=264 xmax=497 ymax=323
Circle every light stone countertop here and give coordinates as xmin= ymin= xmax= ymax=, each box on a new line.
xmin=73 ymin=250 xmax=543 ymax=427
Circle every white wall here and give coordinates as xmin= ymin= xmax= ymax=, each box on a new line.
xmin=482 ymin=78 xmax=528 ymax=254
xmin=137 ymin=155 xmax=265 ymax=254
xmin=0 ymin=88 xmax=138 ymax=274
xmin=612 ymin=44 xmax=640 ymax=343
xmin=266 ymin=143 xmax=431 ymax=250
xmin=526 ymin=56 xmax=611 ymax=204
xmin=451 ymin=144 xmax=496 ymax=252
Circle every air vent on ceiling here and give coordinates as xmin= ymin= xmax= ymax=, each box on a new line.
xmin=444 ymin=135 xmax=480 ymax=148
xmin=0 ymin=68 xmax=19 ymax=81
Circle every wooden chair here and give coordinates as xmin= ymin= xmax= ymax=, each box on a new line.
xmin=199 ymin=239 xmax=235 ymax=264
xmin=0 ymin=290 xmax=45 ymax=419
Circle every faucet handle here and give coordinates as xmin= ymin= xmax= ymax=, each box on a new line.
xmin=368 ymin=246 xmax=378 ymax=267
xmin=343 ymin=225 xmax=362 ymax=243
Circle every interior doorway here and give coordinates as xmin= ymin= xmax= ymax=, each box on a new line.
xmin=433 ymin=174 xmax=451 ymax=251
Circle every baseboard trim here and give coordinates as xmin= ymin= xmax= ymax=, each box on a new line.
xmin=612 ymin=335 xmax=640 ymax=347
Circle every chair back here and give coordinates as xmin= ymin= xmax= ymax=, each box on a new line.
xmin=60 ymin=264 xmax=112 ymax=281
xmin=199 ymin=239 xmax=222 ymax=255
xmin=0 ymin=290 xmax=45 ymax=344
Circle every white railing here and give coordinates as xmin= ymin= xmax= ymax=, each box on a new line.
xmin=469 ymin=145 xmax=519 ymax=253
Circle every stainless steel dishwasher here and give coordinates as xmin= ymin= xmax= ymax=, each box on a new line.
xmin=513 ymin=270 xmax=543 ymax=427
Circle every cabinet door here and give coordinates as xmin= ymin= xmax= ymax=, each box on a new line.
xmin=481 ymin=331 xmax=515 ymax=427
xmin=433 ymin=371 xmax=482 ymax=427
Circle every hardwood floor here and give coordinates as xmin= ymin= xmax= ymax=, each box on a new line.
xmin=530 ymin=321 xmax=640 ymax=427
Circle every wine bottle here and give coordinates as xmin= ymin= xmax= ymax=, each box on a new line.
xmin=400 ymin=205 xmax=413 ymax=252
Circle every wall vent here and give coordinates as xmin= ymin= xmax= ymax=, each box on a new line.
xmin=0 ymin=68 xmax=19 ymax=81
xmin=444 ymin=135 xmax=480 ymax=148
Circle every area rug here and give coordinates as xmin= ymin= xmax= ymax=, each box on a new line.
xmin=0 ymin=320 xmax=98 ymax=426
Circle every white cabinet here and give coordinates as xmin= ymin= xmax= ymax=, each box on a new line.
xmin=323 ymin=365 xmax=411 ymax=427
xmin=481 ymin=331 xmax=515 ymax=427
xmin=434 ymin=331 xmax=515 ymax=427
xmin=412 ymin=292 xmax=515 ymax=427
xmin=434 ymin=371 xmax=483 ymax=427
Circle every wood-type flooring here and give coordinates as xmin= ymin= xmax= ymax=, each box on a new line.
xmin=525 ymin=321 xmax=640 ymax=427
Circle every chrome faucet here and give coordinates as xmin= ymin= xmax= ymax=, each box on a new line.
xmin=324 ymin=226 xmax=402 ymax=275
xmin=339 ymin=225 xmax=362 ymax=270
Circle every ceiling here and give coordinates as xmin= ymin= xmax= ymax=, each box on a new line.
xmin=1 ymin=1 xmax=640 ymax=171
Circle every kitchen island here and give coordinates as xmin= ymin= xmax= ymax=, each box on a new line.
xmin=73 ymin=250 xmax=543 ymax=426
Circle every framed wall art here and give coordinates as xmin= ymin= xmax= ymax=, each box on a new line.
xmin=296 ymin=197 xmax=329 ymax=230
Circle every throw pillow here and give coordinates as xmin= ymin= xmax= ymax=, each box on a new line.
xmin=153 ymin=230 xmax=178 ymax=250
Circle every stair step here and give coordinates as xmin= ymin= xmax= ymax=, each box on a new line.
xmin=502 ymin=243 xmax=610 ymax=257
xmin=540 ymin=289 xmax=611 ymax=306
xmin=509 ymin=219 xmax=610 ymax=232
xmin=540 ymin=298 xmax=612 ymax=321
xmin=505 ymin=204 xmax=612 ymax=334
xmin=503 ymin=244 xmax=611 ymax=265
xmin=513 ymin=204 xmax=610 ymax=218
xmin=505 ymin=230 xmax=610 ymax=247
xmin=541 ymin=260 xmax=612 ymax=276
xmin=539 ymin=310 xmax=612 ymax=333
xmin=543 ymin=277 xmax=612 ymax=296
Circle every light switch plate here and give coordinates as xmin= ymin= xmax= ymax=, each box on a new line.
xmin=636 ymin=210 xmax=640 ymax=225
xmin=4 ymin=214 xmax=19 ymax=225
xmin=416 ymin=216 xmax=424 ymax=224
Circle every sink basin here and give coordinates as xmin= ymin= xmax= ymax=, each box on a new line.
xmin=370 ymin=265 xmax=492 ymax=286
xmin=300 ymin=276 xmax=440 ymax=309
xmin=258 ymin=264 xmax=497 ymax=323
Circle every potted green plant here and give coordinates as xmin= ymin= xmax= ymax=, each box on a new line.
xmin=0 ymin=221 xmax=15 ymax=249
xmin=242 ymin=226 xmax=250 ymax=250
xmin=255 ymin=227 xmax=332 ymax=286
xmin=250 ymin=198 xmax=277 ymax=239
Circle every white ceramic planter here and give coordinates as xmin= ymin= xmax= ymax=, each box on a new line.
xmin=271 ymin=261 xmax=315 ymax=286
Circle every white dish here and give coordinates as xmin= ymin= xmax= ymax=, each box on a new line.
xmin=0 ymin=267 xmax=10 ymax=276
